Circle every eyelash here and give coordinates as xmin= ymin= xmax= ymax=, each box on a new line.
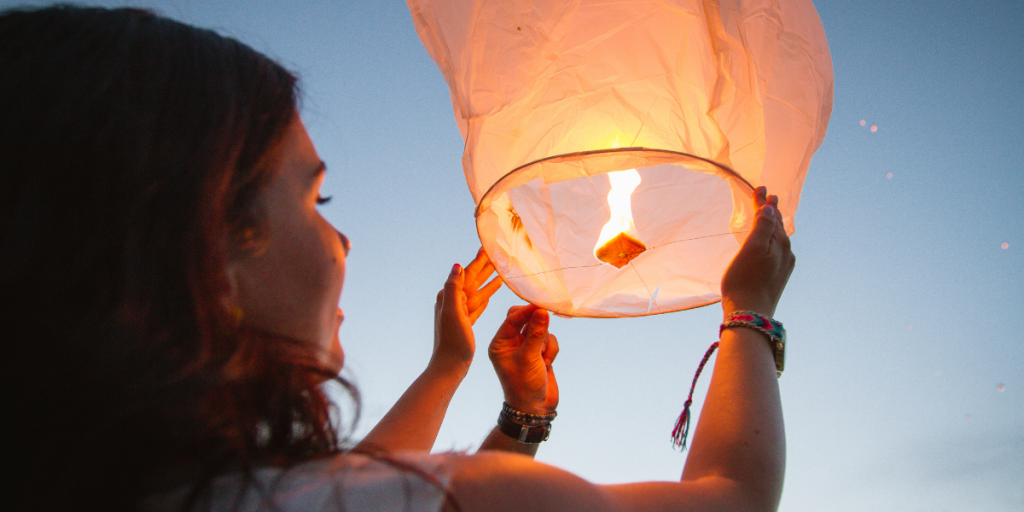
xmin=316 ymin=195 xmax=333 ymax=206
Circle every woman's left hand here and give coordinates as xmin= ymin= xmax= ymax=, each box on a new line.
xmin=431 ymin=248 xmax=503 ymax=375
xmin=488 ymin=305 xmax=559 ymax=415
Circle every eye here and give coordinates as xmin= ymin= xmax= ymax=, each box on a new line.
xmin=316 ymin=194 xmax=333 ymax=206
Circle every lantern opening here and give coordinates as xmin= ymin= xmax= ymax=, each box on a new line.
xmin=475 ymin=149 xmax=755 ymax=317
xmin=594 ymin=169 xmax=646 ymax=268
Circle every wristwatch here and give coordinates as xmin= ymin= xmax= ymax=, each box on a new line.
xmin=721 ymin=311 xmax=786 ymax=377
xmin=497 ymin=415 xmax=551 ymax=443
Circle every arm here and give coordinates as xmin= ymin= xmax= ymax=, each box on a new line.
xmin=444 ymin=187 xmax=794 ymax=512
xmin=478 ymin=426 xmax=539 ymax=457
xmin=479 ymin=305 xmax=560 ymax=458
xmin=354 ymin=249 xmax=502 ymax=453
xmin=679 ymin=187 xmax=790 ymax=508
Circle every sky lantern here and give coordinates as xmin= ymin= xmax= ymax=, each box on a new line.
xmin=408 ymin=0 xmax=833 ymax=317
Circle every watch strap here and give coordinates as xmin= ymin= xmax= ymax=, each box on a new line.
xmin=497 ymin=413 xmax=551 ymax=443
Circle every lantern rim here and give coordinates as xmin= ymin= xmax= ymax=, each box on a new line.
xmin=474 ymin=147 xmax=756 ymax=318
xmin=473 ymin=147 xmax=754 ymax=218
xmin=502 ymin=285 xmax=724 ymax=319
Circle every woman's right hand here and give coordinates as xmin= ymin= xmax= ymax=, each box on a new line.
xmin=720 ymin=186 xmax=796 ymax=318
xmin=487 ymin=305 xmax=559 ymax=416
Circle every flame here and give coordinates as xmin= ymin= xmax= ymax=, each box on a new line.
xmin=593 ymin=169 xmax=646 ymax=268
xmin=595 ymin=169 xmax=641 ymax=247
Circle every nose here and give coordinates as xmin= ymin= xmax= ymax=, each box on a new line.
xmin=338 ymin=231 xmax=351 ymax=256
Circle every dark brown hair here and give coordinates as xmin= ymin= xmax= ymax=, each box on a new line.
xmin=0 ymin=5 xmax=351 ymax=510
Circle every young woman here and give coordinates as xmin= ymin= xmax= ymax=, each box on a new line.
xmin=1 ymin=5 xmax=794 ymax=512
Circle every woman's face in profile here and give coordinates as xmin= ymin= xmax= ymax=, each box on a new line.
xmin=227 ymin=117 xmax=349 ymax=373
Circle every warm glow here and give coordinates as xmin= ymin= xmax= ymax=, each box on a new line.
xmin=594 ymin=169 xmax=646 ymax=268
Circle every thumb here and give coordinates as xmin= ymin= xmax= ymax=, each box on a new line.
xmin=443 ymin=264 xmax=465 ymax=315
xmin=522 ymin=309 xmax=549 ymax=357
xmin=744 ymin=204 xmax=777 ymax=252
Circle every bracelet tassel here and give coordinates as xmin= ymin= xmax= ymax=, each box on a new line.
xmin=671 ymin=341 xmax=719 ymax=450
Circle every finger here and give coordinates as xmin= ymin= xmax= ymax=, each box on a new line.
xmin=471 ymin=260 xmax=496 ymax=290
xmin=469 ymin=299 xmax=488 ymax=324
xmin=753 ymin=186 xmax=767 ymax=208
xmin=494 ymin=304 xmax=539 ymax=338
xmin=442 ymin=263 xmax=465 ymax=317
xmin=543 ymin=333 xmax=559 ymax=366
xmin=464 ymin=247 xmax=490 ymax=284
xmin=477 ymin=275 xmax=503 ymax=301
xmin=766 ymin=195 xmax=783 ymax=224
xmin=774 ymin=216 xmax=792 ymax=254
xmin=466 ymin=276 xmax=500 ymax=316
xmin=743 ymin=203 xmax=777 ymax=252
xmin=546 ymin=366 xmax=559 ymax=409
xmin=467 ymin=265 xmax=495 ymax=297
xmin=522 ymin=309 xmax=550 ymax=357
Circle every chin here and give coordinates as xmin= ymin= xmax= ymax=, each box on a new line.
xmin=320 ymin=336 xmax=344 ymax=377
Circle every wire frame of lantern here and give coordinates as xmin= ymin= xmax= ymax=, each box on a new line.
xmin=408 ymin=0 xmax=833 ymax=317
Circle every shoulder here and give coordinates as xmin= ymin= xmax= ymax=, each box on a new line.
xmin=145 ymin=452 xmax=460 ymax=512
xmin=442 ymin=453 xmax=748 ymax=512
xmin=442 ymin=451 xmax=618 ymax=512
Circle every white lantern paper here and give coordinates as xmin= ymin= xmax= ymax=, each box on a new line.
xmin=408 ymin=0 xmax=833 ymax=317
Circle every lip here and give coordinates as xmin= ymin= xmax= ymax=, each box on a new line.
xmin=336 ymin=308 xmax=344 ymax=324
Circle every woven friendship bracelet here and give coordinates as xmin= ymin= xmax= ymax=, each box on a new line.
xmin=672 ymin=311 xmax=786 ymax=451
xmin=720 ymin=310 xmax=784 ymax=343
xmin=720 ymin=310 xmax=785 ymax=378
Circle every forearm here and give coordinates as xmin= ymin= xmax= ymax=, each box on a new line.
xmin=681 ymin=327 xmax=785 ymax=510
xmin=355 ymin=362 xmax=467 ymax=452
xmin=478 ymin=425 xmax=540 ymax=458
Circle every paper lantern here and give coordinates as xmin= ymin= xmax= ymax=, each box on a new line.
xmin=408 ymin=0 xmax=833 ymax=317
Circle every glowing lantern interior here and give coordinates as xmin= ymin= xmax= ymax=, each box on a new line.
xmin=408 ymin=0 xmax=833 ymax=317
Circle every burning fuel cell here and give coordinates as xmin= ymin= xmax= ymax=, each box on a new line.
xmin=596 ymin=232 xmax=646 ymax=268
xmin=594 ymin=169 xmax=646 ymax=268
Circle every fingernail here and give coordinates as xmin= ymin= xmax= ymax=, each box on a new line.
xmin=760 ymin=204 xmax=775 ymax=217
xmin=451 ymin=263 xmax=462 ymax=276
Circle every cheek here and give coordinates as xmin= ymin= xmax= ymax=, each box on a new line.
xmin=235 ymin=215 xmax=345 ymax=349
xmin=318 ymin=221 xmax=346 ymax=298
xmin=312 ymin=218 xmax=346 ymax=328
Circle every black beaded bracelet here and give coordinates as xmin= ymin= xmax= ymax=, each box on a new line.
xmin=501 ymin=402 xmax=557 ymax=422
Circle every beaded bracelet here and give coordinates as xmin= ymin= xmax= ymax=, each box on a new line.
xmin=501 ymin=402 xmax=557 ymax=423
xmin=497 ymin=402 xmax=556 ymax=444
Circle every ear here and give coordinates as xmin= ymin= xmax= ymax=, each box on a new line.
xmin=222 ymin=259 xmax=243 ymax=314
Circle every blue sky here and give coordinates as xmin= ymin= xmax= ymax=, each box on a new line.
xmin=9 ymin=0 xmax=1021 ymax=510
